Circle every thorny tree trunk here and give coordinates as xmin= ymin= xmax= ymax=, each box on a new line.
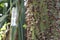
xmin=25 ymin=0 xmax=35 ymax=40
xmin=25 ymin=0 xmax=60 ymax=40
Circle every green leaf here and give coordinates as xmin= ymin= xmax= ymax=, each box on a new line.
xmin=23 ymin=24 xmax=27 ymax=29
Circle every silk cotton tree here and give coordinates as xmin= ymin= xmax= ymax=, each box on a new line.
xmin=25 ymin=0 xmax=60 ymax=40
xmin=25 ymin=0 xmax=48 ymax=40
